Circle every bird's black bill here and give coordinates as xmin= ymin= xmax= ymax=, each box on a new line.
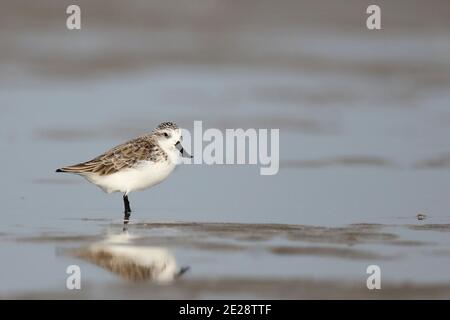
xmin=175 ymin=141 xmax=193 ymax=158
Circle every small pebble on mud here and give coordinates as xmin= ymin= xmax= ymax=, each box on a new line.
xmin=417 ymin=213 xmax=427 ymax=221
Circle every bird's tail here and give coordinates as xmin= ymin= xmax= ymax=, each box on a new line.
xmin=56 ymin=162 xmax=97 ymax=174
xmin=56 ymin=166 xmax=78 ymax=173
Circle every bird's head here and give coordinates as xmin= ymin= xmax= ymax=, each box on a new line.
xmin=153 ymin=122 xmax=192 ymax=159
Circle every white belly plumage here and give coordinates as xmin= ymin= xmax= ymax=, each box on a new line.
xmin=83 ymin=160 xmax=176 ymax=194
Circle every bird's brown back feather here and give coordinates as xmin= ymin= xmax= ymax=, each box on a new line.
xmin=56 ymin=135 xmax=167 ymax=176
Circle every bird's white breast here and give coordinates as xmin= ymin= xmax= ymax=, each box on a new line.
xmin=84 ymin=160 xmax=176 ymax=194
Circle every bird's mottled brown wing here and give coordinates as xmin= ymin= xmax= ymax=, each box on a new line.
xmin=57 ymin=136 xmax=166 ymax=176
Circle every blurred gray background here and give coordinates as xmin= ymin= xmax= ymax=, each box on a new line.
xmin=1 ymin=0 xmax=449 ymax=225
xmin=1 ymin=0 xmax=450 ymax=298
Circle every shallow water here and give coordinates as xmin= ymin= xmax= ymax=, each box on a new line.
xmin=3 ymin=221 xmax=450 ymax=299
xmin=1 ymin=0 xmax=450 ymax=299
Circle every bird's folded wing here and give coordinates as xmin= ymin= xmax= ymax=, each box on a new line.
xmin=58 ymin=137 xmax=161 ymax=176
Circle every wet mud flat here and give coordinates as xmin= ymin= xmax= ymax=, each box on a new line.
xmin=5 ymin=221 xmax=450 ymax=299
xmin=1 ymin=0 xmax=450 ymax=300
xmin=15 ymin=278 xmax=450 ymax=300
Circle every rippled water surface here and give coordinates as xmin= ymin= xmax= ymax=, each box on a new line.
xmin=1 ymin=0 xmax=450 ymax=299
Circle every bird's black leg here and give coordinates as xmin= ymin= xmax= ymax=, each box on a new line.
xmin=124 ymin=194 xmax=132 ymax=215
xmin=123 ymin=194 xmax=132 ymax=231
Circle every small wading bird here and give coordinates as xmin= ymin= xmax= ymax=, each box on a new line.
xmin=56 ymin=122 xmax=192 ymax=227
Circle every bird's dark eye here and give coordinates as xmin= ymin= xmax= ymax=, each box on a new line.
xmin=164 ymin=133 xmax=169 ymax=138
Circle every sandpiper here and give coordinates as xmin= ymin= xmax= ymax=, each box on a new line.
xmin=56 ymin=122 xmax=192 ymax=225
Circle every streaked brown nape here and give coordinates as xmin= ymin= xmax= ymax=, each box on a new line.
xmin=155 ymin=122 xmax=179 ymax=131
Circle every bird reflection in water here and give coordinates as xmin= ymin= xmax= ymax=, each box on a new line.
xmin=69 ymin=233 xmax=189 ymax=283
